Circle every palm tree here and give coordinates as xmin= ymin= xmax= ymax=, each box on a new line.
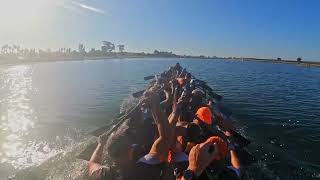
xmin=101 ymin=41 xmax=115 ymax=53
xmin=154 ymin=50 xmax=160 ymax=54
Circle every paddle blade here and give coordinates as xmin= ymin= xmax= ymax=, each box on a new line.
xmin=132 ymin=90 xmax=145 ymax=98
xmin=235 ymin=148 xmax=257 ymax=166
xmin=230 ymin=130 xmax=251 ymax=148
xmin=211 ymin=110 xmax=251 ymax=148
xmin=144 ymin=75 xmax=154 ymax=81
xmin=89 ymin=113 xmax=126 ymax=136
xmin=208 ymin=91 xmax=223 ymax=101
xmin=90 ymin=123 xmax=114 ymax=137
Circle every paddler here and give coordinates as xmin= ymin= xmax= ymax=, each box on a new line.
xmin=88 ymin=109 xmax=172 ymax=180
xmin=177 ymin=72 xmax=192 ymax=88
xmin=88 ymin=108 xmax=160 ymax=180
xmin=174 ymin=62 xmax=183 ymax=74
xmin=88 ymin=64 xmax=245 ymax=180
xmin=177 ymin=136 xmax=242 ymax=180
xmin=137 ymin=91 xmax=189 ymax=178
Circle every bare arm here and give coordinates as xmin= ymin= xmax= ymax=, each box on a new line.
xmin=169 ymin=84 xmax=183 ymax=125
xmin=147 ymin=94 xmax=172 ymax=159
xmin=88 ymin=135 xmax=108 ymax=176
xmin=160 ymin=89 xmax=173 ymax=111
xmin=230 ymin=150 xmax=241 ymax=169
xmin=224 ymin=131 xmax=241 ymax=169
xmin=178 ymin=142 xmax=219 ymax=180
xmin=147 ymin=90 xmax=181 ymax=161
xmin=149 ymin=94 xmax=170 ymax=138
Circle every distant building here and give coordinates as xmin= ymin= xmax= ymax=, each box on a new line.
xmin=153 ymin=49 xmax=176 ymax=57
xmin=78 ymin=44 xmax=86 ymax=54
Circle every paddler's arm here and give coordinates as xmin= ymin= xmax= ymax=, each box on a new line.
xmin=147 ymin=93 xmax=173 ymax=159
xmin=169 ymin=84 xmax=188 ymax=126
xmin=148 ymin=93 xmax=170 ymax=138
xmin=178 ymin=142 xmax=219 ymax=180
xmin=160 ymin=80 xmax=177 ymax=108
xmin=230 ymin=150 xmax=241 ymax=169
xmin=226 ymin=130 xmax=241 ymax=168
xmin=88 ymin=135 xmax=108 ymax=176
xmin=160 ymin=88 xmax=173 ymax=111
xmin=225 ymin=132 xmax=242 ymax=177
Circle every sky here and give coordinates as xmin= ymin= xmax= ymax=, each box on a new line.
xmin=0 ymin=0 xmax=320 ymax=61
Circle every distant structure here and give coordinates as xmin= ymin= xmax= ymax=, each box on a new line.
xmin=153 ymin=50 xmax=176 ymax=57
xmin=1 ymin=44 xmax=21 ymax=54
xmin=277 ymin=57 xmax=282 ymax=61
xmin=1 ymin=45 xmax=8 ymax=54
xmin=89 ymin=48 xmax=95 ymax=53
xmin=78 ymin=44 xmax=86 ymax=54
xmin=118 ymin=45 xmax=125 ymax=53
xmin=297 ymin=57 xmax=302 ymax=63
xmin=101 ymin=41 xmax=115 ymax=53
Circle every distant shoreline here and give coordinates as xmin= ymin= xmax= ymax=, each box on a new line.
xmin=0 ymin=55 xmax=319 ymax=68
xmin=226 ymin=58 xmax=320 ymax=68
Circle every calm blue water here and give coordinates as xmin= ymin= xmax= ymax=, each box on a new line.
xmin=0 ymin=58 xmax=319 ymax=179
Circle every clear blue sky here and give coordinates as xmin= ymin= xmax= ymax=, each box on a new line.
xmin=1 ymin=0 xmax=320 ymax=61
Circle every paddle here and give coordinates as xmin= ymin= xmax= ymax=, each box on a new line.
xmin=217 ymin=110 xmax=251 ymax=148
xmin=211 ymin=105 xmax=251 ymax=148
xmin=90 ymin=113 xmax=125 ymax=136
xmin=200 ymin=83 xmax=223 ymax=101
xmin=77 ymin=100 xmax=144 ymax=160
xmin=144 ymin=75 xmax=155 ymax=81
xmin=204 ymin=148 xmax=256 ymax=178
xmin=228 ymin=130 xmax=251 ymax=148
xmin=190 ymin=79 xmax=223 ymax=101
xmin=203 ymin=92 xmax=251 ymax=148
xmin=197 ymin=119 xmax=256 ymax=166
xmin=210 ymin=104 xmax=256 ymax=165
xmin=89 ymin=96 xmax=147 ymax=137
xmin=235 ymin=148 xmax=257 ymax=166
xmin=207 ymin=90 xmax=223 ymax=101
xmin=197 ymin=118 xmax=249 ymax=149
xmin=132 ymin=90 xmax=145 ymax=98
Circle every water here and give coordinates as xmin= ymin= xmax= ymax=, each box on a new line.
xmin=0 ymin=58 xmax=319 ymax=179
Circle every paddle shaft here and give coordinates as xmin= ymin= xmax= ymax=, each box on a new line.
xmin=144 ymin=75 xmax=155 ymax=81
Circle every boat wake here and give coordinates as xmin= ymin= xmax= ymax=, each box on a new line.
xmin=9 ymin=96 xmax=139 ymax=180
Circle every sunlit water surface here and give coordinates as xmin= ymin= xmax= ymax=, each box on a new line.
xmin=0 ymin=59 xmax=319 ymax=179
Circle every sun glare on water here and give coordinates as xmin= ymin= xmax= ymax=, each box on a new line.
xmin=0 ymin=66 xmax=61 ymax=170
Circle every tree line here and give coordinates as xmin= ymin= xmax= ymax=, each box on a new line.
xmin=0 ymin=41 xmax=304 ymax=62
xmin=0 ymin=41 xmax=126 ymax=58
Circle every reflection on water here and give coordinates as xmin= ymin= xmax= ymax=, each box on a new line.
xmin=0 ymin=65 xmax=57 ymax=170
